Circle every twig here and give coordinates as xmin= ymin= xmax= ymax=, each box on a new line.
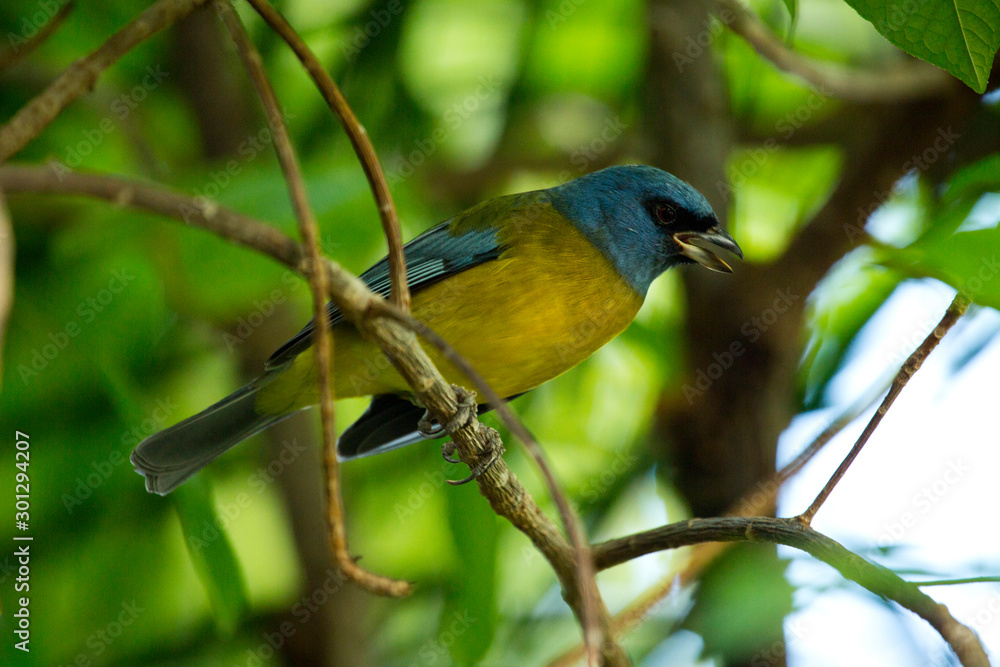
xmin=547 ymin=387 xmax=885 ymax=667
xmin=241 ymin=0 xmax=410 ymax=311
xmin=798 ymin=293 xmax=971 ymax=524
xmin=591 ymin=517 xmax=988 ymax=666
xmin=0 ymin=1 xmax=76 ymax=71
xmin=242 ymin=1 xmax=605 ymax=657
xmin=711 ymin=0 xmax=954 ymax=103
xmin=0 ymin=161 xmax=624 ymax=662
xmin=369 ymin=304 xmax=607 ymax=663
xmin=918 ymin=576 xmax=1000 ymax=587
xmin=0 ymin=189 xmax=13 ymax=390
xmin=0 ymin=0 xmax=211 ymax=163
xmin=0 ymin=166 xmax=303 ymax=268
xmin=214 ymin=0 xmax=410 ymax=597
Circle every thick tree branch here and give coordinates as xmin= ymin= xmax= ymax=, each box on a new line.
xmin=0 ymin=162 xmax=624 ymax=663
xmin=547 ymin=387 xmax=886 ymax=667
xmin=798 ymin=293 xmax=971 ymax=523
xmin=591 ymin=517 xmax=988 ymax=666
xmin=0 ymin=0 xmax=211 ymax=162
xmin=242 ymin=0 xmax=409 ymax=311
xmin=712 ymin=0 xmax=956 ymax=102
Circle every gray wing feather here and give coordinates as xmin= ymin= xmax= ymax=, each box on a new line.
xmin=265 ymin=220 xmax=503 ymax=369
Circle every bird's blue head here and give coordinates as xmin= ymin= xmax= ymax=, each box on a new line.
xmin=549 ymin=165 xmax=742 ymax=295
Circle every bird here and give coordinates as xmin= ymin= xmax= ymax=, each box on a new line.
xmin=131 ymin=165 xmax=742 ymax=494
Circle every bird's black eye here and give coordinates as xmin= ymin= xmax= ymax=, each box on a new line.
xmin=653 ymin=202 xmax=677 ymax=226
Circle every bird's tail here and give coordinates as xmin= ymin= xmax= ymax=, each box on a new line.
xmin=130 ymin=378 xmax=299 ymax=495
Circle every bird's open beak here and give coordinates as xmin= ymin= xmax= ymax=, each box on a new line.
xmin=672 ymin=225 xmax=743 ymax=274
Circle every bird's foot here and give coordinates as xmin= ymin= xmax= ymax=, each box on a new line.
xmin=446 ymin=430 xmax=505 ymax=486
xmin=417 ymin=385 xmax=478 ymax=440
xmin=429 ymin=386 xmax=502 ymax=485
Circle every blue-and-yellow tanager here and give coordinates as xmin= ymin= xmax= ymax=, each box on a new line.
xmin=131 ymin=165 xmax=741 ymax=494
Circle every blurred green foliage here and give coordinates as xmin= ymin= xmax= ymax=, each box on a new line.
xmin=1 ymin=0 xmax=998 ymax=665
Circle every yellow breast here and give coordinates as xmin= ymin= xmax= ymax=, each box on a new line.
xmin=256 ymin=205 xmax=644 ymax=414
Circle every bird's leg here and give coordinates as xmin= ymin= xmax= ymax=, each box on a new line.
xmin=419 ymin=386 xmax=505 ymax=485
xmin=446 ymin=429 xmax=505 ymax=486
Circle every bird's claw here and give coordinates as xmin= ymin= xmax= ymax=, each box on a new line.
xmin=447 ymin=431 xmax=505 ymax=486
xmin=441 ymin=440 xmax=462 ymax=464
xmin=418 ymin=385 xmax=478 ymax=440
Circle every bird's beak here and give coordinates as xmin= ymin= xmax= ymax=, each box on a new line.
xmin=672 ymin=225 xmax=743 ymax=274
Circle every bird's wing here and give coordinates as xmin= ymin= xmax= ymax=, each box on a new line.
xmin=264 ymin=218 xmax=505 ymax=369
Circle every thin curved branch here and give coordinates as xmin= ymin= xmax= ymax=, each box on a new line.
xmin=591 ymin=516 xmax=988 ymax=667
xmin=711 ymin=0 xmax=955 ymax=103
xmin=0 ymin=1 xmax=76 ymax=71
xmin=0 ymin=0 xmax=211 ymax=163
xmin=0 ymin=164 xmax=625 ymax=664
xmin=799 ymin=293 xmax=971 ymax=523
xmin=547 ymin=386 xmax=886 ymax=667
xmin=214 ymin=0 xmax=410 ymax=598
xmin=242 ymin=0 xmax=410 ymax=311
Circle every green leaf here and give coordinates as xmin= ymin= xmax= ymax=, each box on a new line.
xmin=800 ymin=257 xmax=901 ymax=408
xmin=946 ymin=153 xmax=1000 ymax=202
xmin=782 ymin=0 xmax=799 ymax=37
xmin=840 ymin=0 xmax=1000 ymax=92
xmin=887 ymin=227 xmax=1000 ymax=308
xmin=172 ymin=476 xmax=248 ymax=635
xmin=441 ymin=481 xmax=499 ymax=665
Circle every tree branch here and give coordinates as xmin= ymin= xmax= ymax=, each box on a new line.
xmin=237 ymin=1 xmax=608 ymax=658
xmin=712 ymin=0 xmax=956 ymax=102
xmin=591 ymin=517 xmax=988 ymax=666
xmin=242 ymin=0 xmax=410 ymax=311
xmin=214 ymin=0 xmax=411 ymax=598
xmin=0 ymin=0 xmax=211 ymax=163
xmin=0 ymin=166 xmax=624 ymax=662
xmin=0 ymin=166 xmax=304 ymax=267
xmin=547 ymin=386 xmax=886 ymax=667
xmin=798 ymin=293 xmax=971 ymax=523
xmin=0 ymin=1 xmax=76 ymax=71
